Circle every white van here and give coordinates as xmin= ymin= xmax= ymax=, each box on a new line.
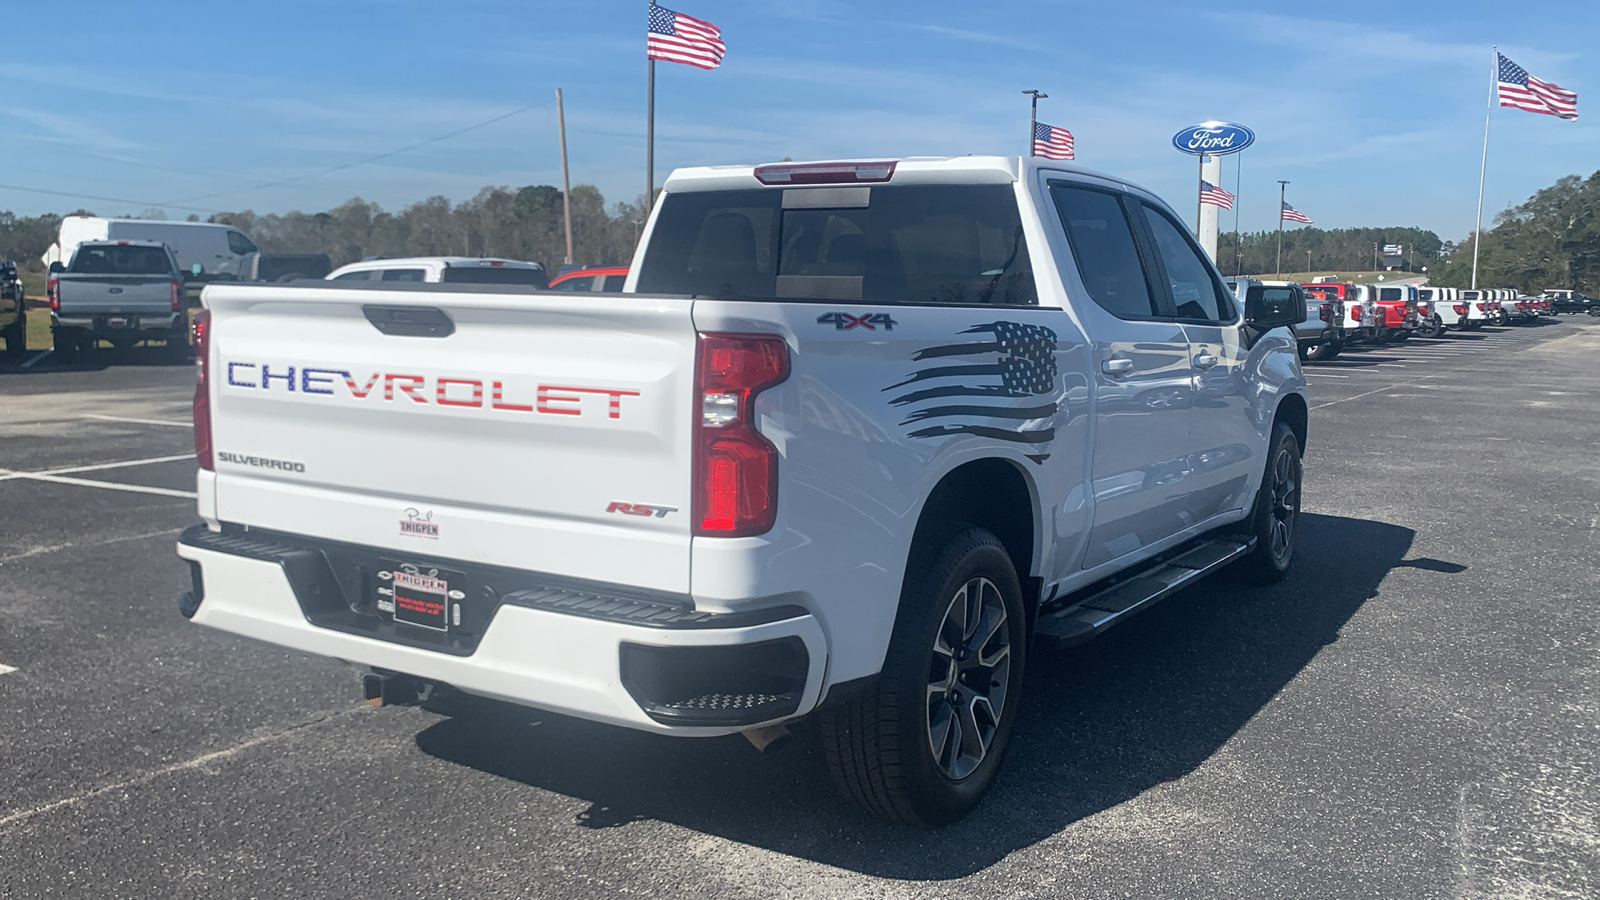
xmin=43 ymin=218 xmax=261 ymax=279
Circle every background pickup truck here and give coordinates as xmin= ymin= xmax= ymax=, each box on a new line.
xmin=48 ymin=240 xmax=186 ymax=359
xmin=0 ymin=259 xmax=24 ymax=357
xmin=177 ymin=156 xmax=1309 ymax=827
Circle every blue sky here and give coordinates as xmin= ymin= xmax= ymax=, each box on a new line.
xmin=0 ymin=0 xmax=1592 ymax=241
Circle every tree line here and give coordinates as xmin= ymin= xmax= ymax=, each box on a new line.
xmin=1217 ymin=225 xmax=1446 ymax=277
xmin=2 ymin=170 xmax=1594 ymax=293
xmin=0 ymin=184 xmax=649 ymax=273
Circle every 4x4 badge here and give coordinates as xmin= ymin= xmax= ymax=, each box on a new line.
xmin=818 ymin=312 xmax=896 ymax=331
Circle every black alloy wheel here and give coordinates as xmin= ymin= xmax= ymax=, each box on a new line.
xmin=1232 ymin=421 xmax=1302 ymax=584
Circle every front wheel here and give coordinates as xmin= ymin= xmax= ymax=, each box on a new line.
xmin=820 ymin=526 xmax=1026 ymax=828
xmin=1231 ymin=422 xmax=1302 ymax=585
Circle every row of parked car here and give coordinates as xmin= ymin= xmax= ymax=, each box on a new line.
xmin=1227 ymin=279 xmax=1597 ymax=362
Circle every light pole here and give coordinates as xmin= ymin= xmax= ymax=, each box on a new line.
xmin=1022 ymin=90 xmax=1046 ymax=156
xmin=1306 ymin=249 xmax=1312 ymax=277
xmin=1275 ymin=180 xmax=1289 ymax=278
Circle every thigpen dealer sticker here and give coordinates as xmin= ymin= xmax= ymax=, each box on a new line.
xmin=400 ymin=508 xmax=439 ymax=538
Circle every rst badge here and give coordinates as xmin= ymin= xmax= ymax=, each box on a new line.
xmin=606 ymin=502 xmax=677 ymax=518
xmin=400 ymin=508 xmax=439 ymax=538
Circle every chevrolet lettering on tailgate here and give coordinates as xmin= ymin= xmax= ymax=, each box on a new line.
xmin=223 ymin=362 xmax=640 ymax=418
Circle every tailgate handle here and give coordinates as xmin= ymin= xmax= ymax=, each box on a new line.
xmin=362 ymin=305 xmax=455 ymax=338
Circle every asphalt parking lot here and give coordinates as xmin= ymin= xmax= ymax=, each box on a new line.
xmin=1 ymin=320 xmax=1596 ymax=899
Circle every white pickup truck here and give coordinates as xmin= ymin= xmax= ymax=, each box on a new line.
xmin=176 ymin=156 xmax=1310 ymax=826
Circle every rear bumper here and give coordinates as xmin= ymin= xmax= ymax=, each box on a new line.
xmin=177 ymin=525 xmax=828 ymax=735
xmin=53 ymin=312 xmax=183 ymax=335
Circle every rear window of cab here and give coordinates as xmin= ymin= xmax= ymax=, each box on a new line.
xmin=636 ymin=185 xmax=1036 ymax=306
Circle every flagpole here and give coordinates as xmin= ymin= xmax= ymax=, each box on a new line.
xmin=1275 ymin=180 xmax=1288 ymax=278
xmin=1471 ymin=46 xmax=1495 ymax=290
xmin=646 ymin=58 xmax=656 ymax=216
xmin=1022 ymin=90 xmax=1046 ymax=156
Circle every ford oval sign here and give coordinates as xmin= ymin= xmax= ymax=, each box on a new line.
xmin=1172 ymin=121 xmax=1255 ymax=156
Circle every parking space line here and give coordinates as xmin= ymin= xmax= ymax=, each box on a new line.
xmin=20 ymin=350 xmax=50 ymax=369
xmin=81 ymin=414 xmax=192 ymax=428
xmin=1304 ymin=373 xmax=1349 ymax=378
xmin=1376 ymin=364 xmax=1408 ymax=368
xmin=0 ymin=664 xmax=15 ymax=676
xmin=10 ymin=473 xmax=196 ymax=499
xmin=0 ymin=454 xmax=194 ymax=482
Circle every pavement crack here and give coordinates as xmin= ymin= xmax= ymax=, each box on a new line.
xmin=0 ymin=706 xmax=368 ymax=831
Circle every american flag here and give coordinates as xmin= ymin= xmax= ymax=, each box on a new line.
xmin=1032 ymin=122 xmax=1075 ymax=160
xmin=1281 ymin=201 xmax=1313 ymax=224
xmin=1497 ymin=52 xmax=1578 ymax=120
xmin=647 ymin=3 xmax=726 ymax=70
xmin=1199 ymin=180 xmax=1235 ymax=210
xmin=886 ymin=322 xmax=1060 ymax=452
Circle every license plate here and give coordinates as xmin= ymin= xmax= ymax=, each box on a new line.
xmin=375 ymin=562 xmax=462 ymax=631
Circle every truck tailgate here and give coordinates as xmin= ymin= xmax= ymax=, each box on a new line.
xmin=202 ymin=283 xmax=696 ymax=593
xmin=57 ymin=276 xmax=175 ymax=314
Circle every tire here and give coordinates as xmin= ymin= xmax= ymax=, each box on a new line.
xmin=1230 ymin=422 xmax=1302 ymax=585
xmin=1419 ymin=316 xmax=1444 ymax=338
xmin=1305 ymin=340 xmax=1341 ymax=362
xmin=53 ymin=330 xmax=80 ymax=362
xmin=820 ymin=525 xmax=1027 ymax=828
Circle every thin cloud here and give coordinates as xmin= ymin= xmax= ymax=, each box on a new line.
xmin=911 ymin=24 xmax=1043 ymax=51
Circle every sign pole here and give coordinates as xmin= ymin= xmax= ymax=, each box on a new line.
xmin=1232 ymin=152 xmax=1243 ymax=276
xmin=1471 ymin=46 xmax=1496 ymax=290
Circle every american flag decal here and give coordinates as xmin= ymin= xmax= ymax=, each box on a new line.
xmin=886 ymin=322 xmax=1059 ymax=446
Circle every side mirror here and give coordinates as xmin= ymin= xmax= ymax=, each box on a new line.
xmin=49 ymin=261 xmax=66 ymax=274
xmin=1245 ymin=286 xmax=1306 ymax=329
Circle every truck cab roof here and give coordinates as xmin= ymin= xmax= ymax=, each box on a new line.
xmin=661 ymin=155 xmax=1133 ymax=193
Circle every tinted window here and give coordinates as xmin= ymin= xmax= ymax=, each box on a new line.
xmin=636 ymin=186 xmax=1036 ymax=306
xmin=380 ymin=269 xmax=427 ymax=282
xmin=1142 ymin=206 xmax=1232 ymax=322
xmin=1048 ymin=185 xmax=1158 ymax=319
xmin=1418 ymin=289 xmax=1434 ymax=301
xmin=441 ymin=266 xmax=548 ymax=288
xmin=332 ymin=270 xmax=371 ymax=281
xmin=602 ymin=275 xmax=627 ymax=291
xmin=552 ymin=276 xmax=595 ymax=292
xmin=69 ymin=245 xmax=172 ymax=275
xmin=1379 ymin=287 xmax=1403 ymax=301
xmin=227 ymin=231 xmax=259 ymax=255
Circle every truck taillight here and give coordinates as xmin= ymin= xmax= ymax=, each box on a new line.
xmin=192 ymin=310 xmax=213 ymax=471
xmin=693 ymin=333 xmax=789 ymax=536
xmin=1454 ymin=304 xmax=1468 ymax=316
xmin=48 ymin=276 xmax=59 ymax=312
xmin=170 ymin=280 xmax=183 ymax=312
xmin=1319 ymin=303 xmax=1331 ymax=322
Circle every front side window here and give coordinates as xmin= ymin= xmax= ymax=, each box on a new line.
xmin=380 ymin=268 xmax=427 ymax=282
xmin=227 ymin=231 xmax=259 ymax=255
xmin=1142 ymin=205 xmax=1233 ymax=323
xmin=1048 ymin=184 xmax=1159 ymax=319
xmin=636 ymin=185 xmax=1035 ymax=306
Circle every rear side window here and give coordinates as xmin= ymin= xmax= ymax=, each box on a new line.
xmin=1418 ymin=289 xmax=1434 ymax=301
xmin=380 ymin=269 xmax=427 ymax=282
xmin=602 ymin=275 xmax=626 ymax=291
xmin=69 ymin=245 xmax=172 ymax=275
xmin=636 ymin=185 xmax=1036 ymax=306
xmin=441 ymin=265 xmax=548 ymax=288
xmin=1379 ymin=287 xmax=1403 ymax=301
xmin=552 ymin=276 xmax=595 ymax=292
xmin=1140 ymin=205 xmax=1234 ymax=323
xmin=1048 ymin=185 xmax=1158 ymax=319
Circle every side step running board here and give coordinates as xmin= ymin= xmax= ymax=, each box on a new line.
xmin=1035 ymin=537 xmax=1254 ymax=647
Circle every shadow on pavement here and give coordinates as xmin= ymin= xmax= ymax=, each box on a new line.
xmin=415 ymin=513 xmax=1433 ymax=879
xmin=0 ymin=343 xmax=190 ymax=375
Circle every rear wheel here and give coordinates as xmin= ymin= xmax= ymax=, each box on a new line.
xmin=53 ymin=329 xmax=80 ymax=362
xmin=820 ymin=526 xmax=1026 ymax=828
xmin=1231 ymin=422 xmax=1302 ymax=585
xmin=1419 ymin=316 xmax=1444 ymax=338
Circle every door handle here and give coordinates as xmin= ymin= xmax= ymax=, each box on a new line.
xmin=1101 ymin=358 xmax=1133 ymax=376
xmin=1193 ymin=354 xmax=1219 ymax=370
